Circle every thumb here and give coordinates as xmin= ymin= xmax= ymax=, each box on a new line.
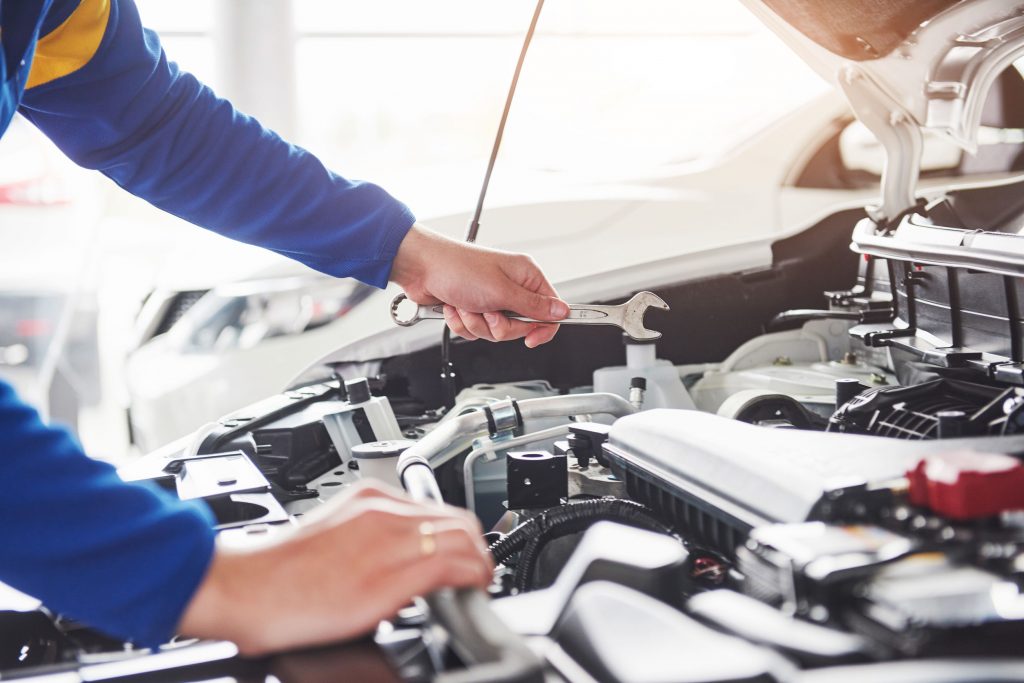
xmin=507 ymin=286 xmax=569 ymax=322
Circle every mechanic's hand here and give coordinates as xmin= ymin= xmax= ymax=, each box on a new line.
xmin=178 ymin=481 xmax=492 ymax=655
xmin=391 ymin=224 xmax=568 ymax=347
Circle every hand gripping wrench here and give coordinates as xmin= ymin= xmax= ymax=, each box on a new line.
xmin=389 ymin=291 xmax=670 ymax=341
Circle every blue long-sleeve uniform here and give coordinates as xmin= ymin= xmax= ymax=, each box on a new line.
xmin=0 ymin=0 xmax=416 ymax=646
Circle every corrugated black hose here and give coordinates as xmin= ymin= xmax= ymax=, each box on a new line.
xmin=486 ymin=498 xmax=676 ymax=593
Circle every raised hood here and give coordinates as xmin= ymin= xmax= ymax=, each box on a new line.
xmin=743 ymin=0 xmax=1024 ymax=221
xmin=753 ymin=1 xmax=961 ymax=62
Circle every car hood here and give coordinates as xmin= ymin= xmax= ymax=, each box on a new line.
xmin=752 ymin=1 xmax=961 ymax=63
xmin=743 ymin=0 xmax=1024 ymax=153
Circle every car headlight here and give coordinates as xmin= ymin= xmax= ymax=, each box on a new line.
xmin=0 ymin=344 xmax=29 ymax=366
xmin=164 ymin=276 xmax=372 ymax=354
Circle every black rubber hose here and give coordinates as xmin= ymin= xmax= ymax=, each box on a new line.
xmin=490 ymin=498 xmax=671 ymax=565
xmin=486 ymin=498 xmax=675 ymax=592
xmin=514 ymin=535 xmax=548 ymax=593
xmin=513 ymin=501 xmax=675 ymax=593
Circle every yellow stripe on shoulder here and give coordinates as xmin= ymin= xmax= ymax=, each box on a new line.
xmin=26 ymin=0 xmax=112 ymax=89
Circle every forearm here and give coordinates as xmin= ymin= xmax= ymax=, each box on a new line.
xmin=177 ymin=544 xmax=268 ymax=654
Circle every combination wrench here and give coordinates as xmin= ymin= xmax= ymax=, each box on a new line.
xmin=389 ymin=291 xmax=670 ymax=341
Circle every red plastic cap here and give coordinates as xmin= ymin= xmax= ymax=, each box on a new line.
xmin=907 ymin=450 xmax=1024 ymax=520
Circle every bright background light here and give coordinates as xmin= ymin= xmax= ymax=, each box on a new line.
xmin=141 ymin=0 xmax=826 ymax=212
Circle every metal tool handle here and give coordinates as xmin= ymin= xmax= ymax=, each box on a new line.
xmin=390 ymin=293 xmax=616 ymax=327
xmin=520 ymin=304 xmax=618 ymax=324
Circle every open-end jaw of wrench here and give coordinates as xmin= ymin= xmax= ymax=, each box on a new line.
xmin=390 ymin=291 xmax=670 ymax=341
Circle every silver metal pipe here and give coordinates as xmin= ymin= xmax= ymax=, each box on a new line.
xmin=397 ymin=393 xmax=634 ymax=479
xmin=518 ymin=392 xmax=635 ymax=423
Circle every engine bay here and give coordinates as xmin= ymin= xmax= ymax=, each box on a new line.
xmin=7 ymin=177 xmax=1024 ymax=682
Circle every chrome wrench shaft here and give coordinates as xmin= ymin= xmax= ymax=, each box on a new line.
xmin=390 ymin=291 xmax=669 ymax=341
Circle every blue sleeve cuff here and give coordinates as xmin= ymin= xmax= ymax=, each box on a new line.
xmin=123 ymin=492 xmax=217 ymax=648
xmin=301 ymin=196 xmax=416 ymax=288
xmin=0 ymin=378 xmax=218 ymax=648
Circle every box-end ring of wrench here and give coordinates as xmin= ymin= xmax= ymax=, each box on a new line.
xmin=389 ymin=291 xmax=670 ymax=341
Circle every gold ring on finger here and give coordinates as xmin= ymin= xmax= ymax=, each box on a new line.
xmin=419 ymin=521 xmax=437 ymax=557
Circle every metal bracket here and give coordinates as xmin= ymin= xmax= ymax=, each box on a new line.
xmin=840 ymin=67 xmax=923 ymax=225
xmin=926 ymin=13 xmax=1024 ymax=151
xmin=483 ymin=398 xmax=523 ymax=439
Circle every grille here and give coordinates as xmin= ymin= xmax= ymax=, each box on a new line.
xmin=870 ymin=394 xmax=982 ymax=439
xmin=153 ymin=290 xmax=208 ymax=337
xmin=626 ymin=470 xmax=748 ymax=558
xmin=830 ymin=378 xmax=1007 ymax=440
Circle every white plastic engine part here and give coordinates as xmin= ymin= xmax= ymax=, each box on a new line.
xmin=352 ymin=439 xmax=415 ymax=489
xmin=690 ymin=321 xmax=895 ymax=414
xmin=696 ymin=359 xmax=894 ymax=416
xmin=322 ymin=394 xmax=403 ymax=458
xmin=718 ymin=320 xmax=849 ymax=373
xmin=594 ymin=341 xmax=695 ymax=410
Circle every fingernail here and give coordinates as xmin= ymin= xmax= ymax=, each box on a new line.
xmin=550 ymin=300 xmax=569 ymax=319
xmin=483 ymin=312 xmax=499 ymax=325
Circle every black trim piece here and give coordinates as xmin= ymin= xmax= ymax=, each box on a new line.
xmin=901 ymin=262 xmax=918 ymax=330
xmin=603 ymin=443 xmax=768 ymax=558
xmin=947 ymin=267 xmax=963 ymax=348
xmin=512 ymin=400 xmax=524 ymax=430
xmin=1005 ymin=276 xmax=1023 ymax=363
xmin=887 ymin=259 xmax=902 ymax=323
xmin=204 ymin=382 xmax=342 ymax=453
xmin=483 ymin=406 xmax=498 ymax=437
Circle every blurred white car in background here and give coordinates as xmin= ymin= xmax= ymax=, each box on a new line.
xmin=0 ymin=117 xmax=103 ymax=434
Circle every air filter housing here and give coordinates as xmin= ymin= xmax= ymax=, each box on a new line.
xmin=828 ymin=379 xmax=1024 ymax=440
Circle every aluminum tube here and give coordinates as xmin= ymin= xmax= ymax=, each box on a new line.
xmin=397 ymin=393 xmax=635 ymax=477
xmin=517 ymin=392 xmax=635 ymax=422
xmin=397 ymin=410 xmax=490 ymax=479
xmin=400 ymin=462 xmax=444 ymax=503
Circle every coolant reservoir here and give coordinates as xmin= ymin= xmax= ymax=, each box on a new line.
xmin=593 ymin=339 xmax=695 ymax=410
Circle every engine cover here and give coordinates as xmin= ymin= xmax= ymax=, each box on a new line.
xmin=603 ymin=410 xmax=1024 ymax=555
